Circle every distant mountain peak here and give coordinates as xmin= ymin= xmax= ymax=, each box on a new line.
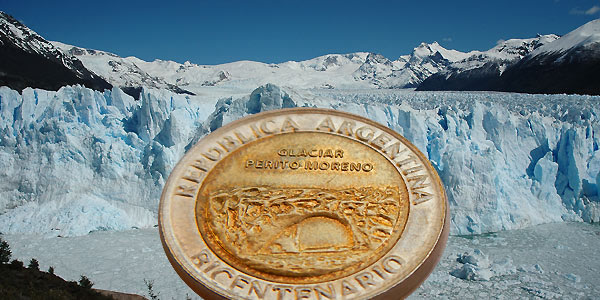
xmin=413 ymin=42 xmax=437 ymax=57
xmin=364 ymin=52 xmax=393 ymax=66
xmin=411 ymin=42 xmax=471 ymax=63
xmin=489 ymin=35 xmax=560 ymax=60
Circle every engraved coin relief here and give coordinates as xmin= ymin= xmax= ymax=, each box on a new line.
xmin=159 ymin=109 xmax=448 ymax=300
xmin=205 ymin=186 xmax=407 ymax=279
xmin=196 ymin=131 xmax=410 ymax=284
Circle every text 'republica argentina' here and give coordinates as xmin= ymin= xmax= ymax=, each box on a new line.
xmin=177 ymin=116 xmax=433 ymax=205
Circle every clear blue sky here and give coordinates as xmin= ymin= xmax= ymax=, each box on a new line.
xmin=2 ymin=0 xmax=599 ymax=64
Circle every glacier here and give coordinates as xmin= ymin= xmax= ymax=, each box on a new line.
xmin=0 ymin=84 xmax=598 ymax=236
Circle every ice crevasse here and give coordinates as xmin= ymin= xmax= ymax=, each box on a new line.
xmin=0 ymin=84 xmax=598 ymax=236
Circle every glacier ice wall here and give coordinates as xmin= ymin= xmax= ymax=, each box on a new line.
xmin=0 ymin=86 xmax=213 ymax=236
xmin=0 ymin=84 xmax=598 ymax=236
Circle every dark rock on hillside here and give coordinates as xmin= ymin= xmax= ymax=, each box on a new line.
xmin=0 ymin=12 xmax=111 ymax=92
xmin=498 ymin=45 xmax=600 ymax=95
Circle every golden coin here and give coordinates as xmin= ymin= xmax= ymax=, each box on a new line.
xmin=159 ymin=108 xmax=449 ymax=299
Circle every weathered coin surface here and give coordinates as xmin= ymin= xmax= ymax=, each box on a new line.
xmin=159 ymin=108 xmax=448 ymax=299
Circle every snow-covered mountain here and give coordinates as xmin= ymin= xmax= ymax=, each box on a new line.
xmin=0 ymin=12 xmax=110 ymax=92
xmin=53 ymin=40 xmax=469 ymax=94
xmin=496 ymin=19 xmax=600 ymax=95
xmin=3 ymin=11 xmax=600 ymax=97
xmin=0 ymin=84 xmax=598 ymax=237
xmin=5 ymin=10 xmax=598 ymax=96
xmin=51 ymin=41 xmax=194 ymax=97
xmin=381 ymin=42 xmax=472 ymax=88
xmin=529 ymin=19 xmax=600 ymax=58
xmin=418 ymin=19 xmax=600 ymax=94
xmin=417 ymin=34 xmax=560 ymax=91
xmin=457 ymin=35 xmax=559 ymax=73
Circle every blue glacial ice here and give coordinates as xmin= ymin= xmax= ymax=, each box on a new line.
xmin=0 ymin=84 xmax=598 ymax=236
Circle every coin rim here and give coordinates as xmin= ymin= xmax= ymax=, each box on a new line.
xmin=159 ymin=107 xmax=449 ymax=300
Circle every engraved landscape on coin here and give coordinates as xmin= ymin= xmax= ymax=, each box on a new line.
xmin=194 ymin=130 xmax=412 ymax=283
xmin=206 ymin=186 xmax=409 ymax=277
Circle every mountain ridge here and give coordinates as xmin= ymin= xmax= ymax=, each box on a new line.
xmin=1 ymin=11 xmax=600 ymax=95
xmin=417 ymin=19 xmax=600 ymax=95
xmin=0 ymin=11 xmax=111 ymax=92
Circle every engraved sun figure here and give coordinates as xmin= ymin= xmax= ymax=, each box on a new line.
xmin=261 ymin=216 xmax=355 ymax=255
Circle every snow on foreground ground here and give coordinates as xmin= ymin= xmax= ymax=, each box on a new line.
xmin=0 ymin=85 xmax=599 ymax=236
xmin=4 ymin=222 xmax=599 ymax=299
